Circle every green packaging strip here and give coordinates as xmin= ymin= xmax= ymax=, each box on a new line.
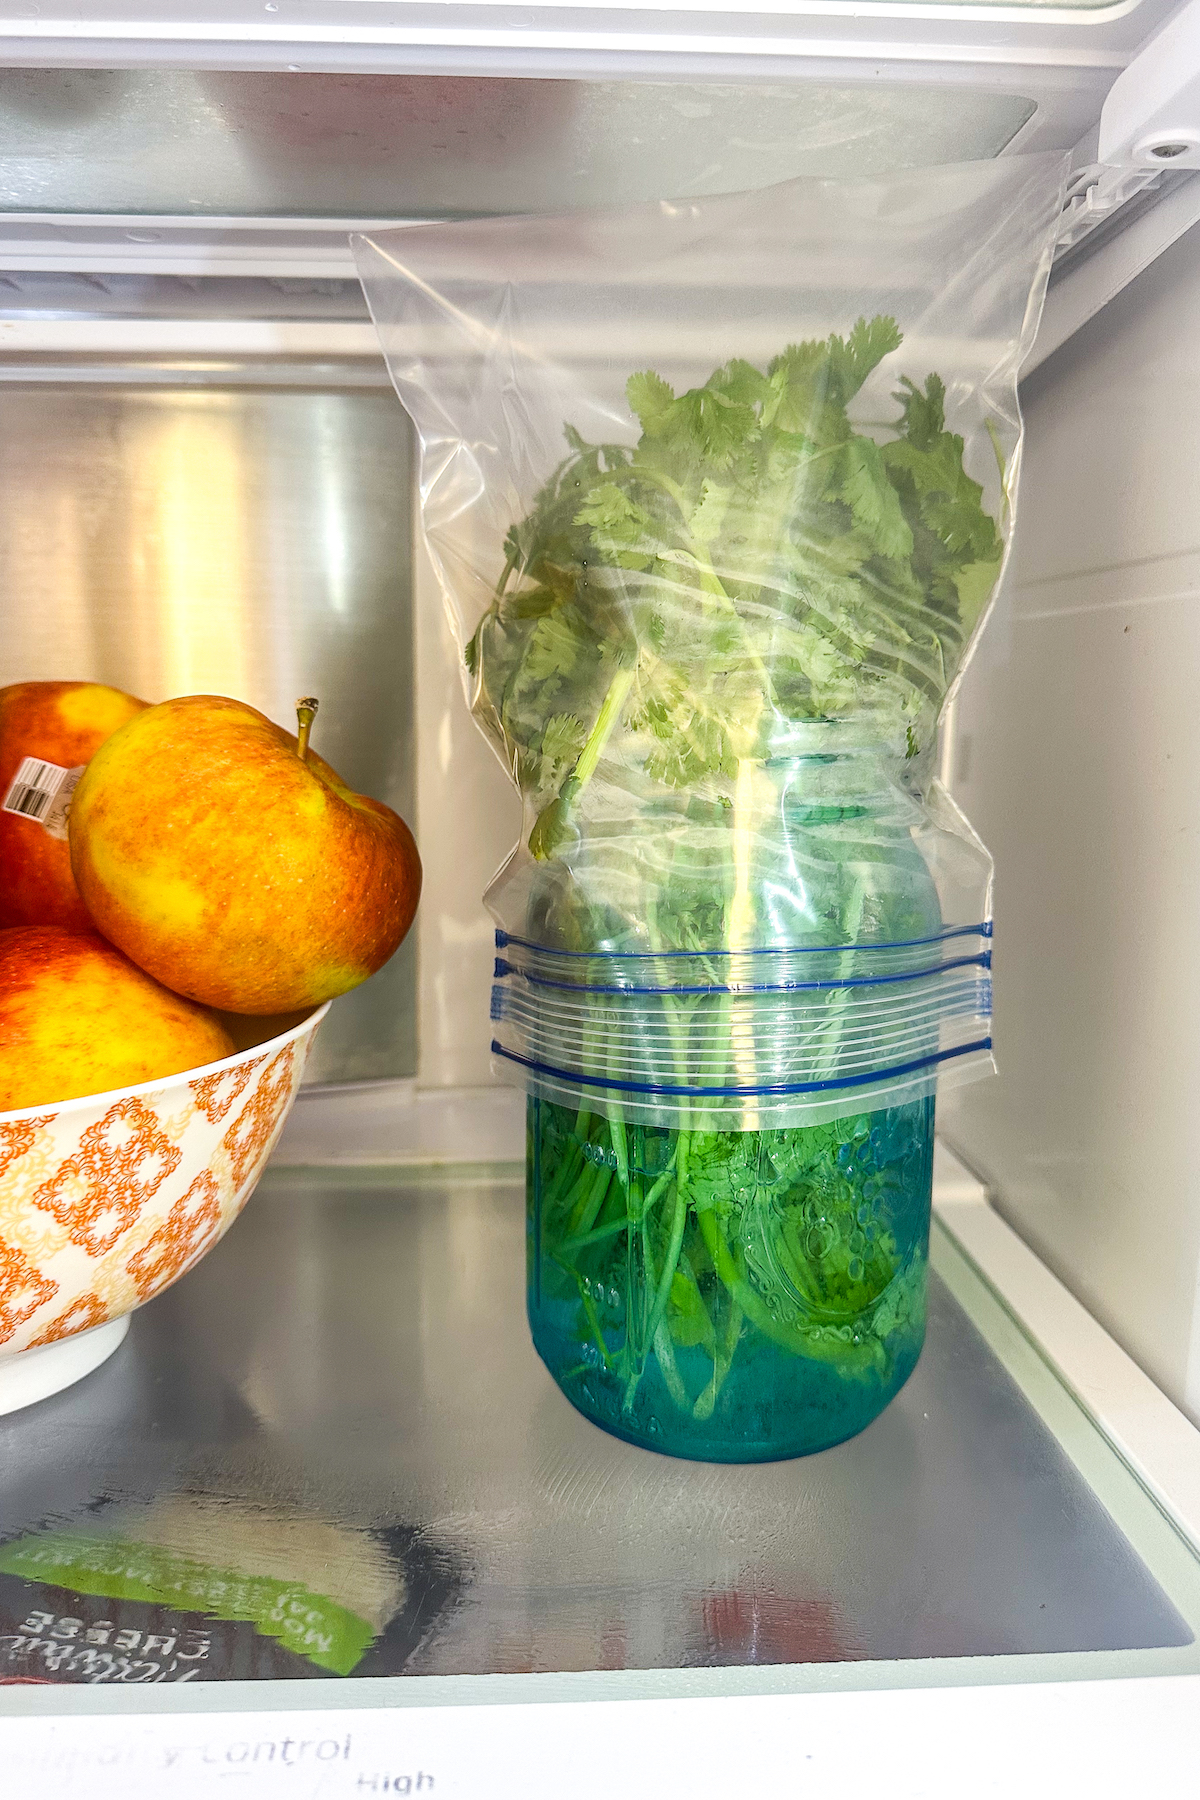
xmin=0 ymin=1532 xmax=375 ymax=1676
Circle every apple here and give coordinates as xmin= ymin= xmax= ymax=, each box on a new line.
xmin=0 ymin=926 xmax=237 ymax=1112
xmin=69 ymin=694 xmax=422 ymax=1015
xmin=0 ymin=680 xmax=147 ymax=930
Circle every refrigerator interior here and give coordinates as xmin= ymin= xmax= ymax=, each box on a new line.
xmin=3 ymin=2 xmax=1200 ymax=1781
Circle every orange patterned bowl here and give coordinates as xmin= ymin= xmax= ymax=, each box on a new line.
xmin=0 ymin=1003 xmax=327 ymax=1415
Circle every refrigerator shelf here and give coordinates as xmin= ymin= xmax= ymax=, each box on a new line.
xmin=2 ymin=1150 xmax=1200 ymax=1703
xmin=3 ymin=1146 xmax=1200 ymax=1791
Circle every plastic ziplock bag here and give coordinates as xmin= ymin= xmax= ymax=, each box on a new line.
xmin=355 ymin=157 xmax=1064 ymax=1130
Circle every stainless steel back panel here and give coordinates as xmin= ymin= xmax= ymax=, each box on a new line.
xmin=0 ymin=378 xmax=416 ymax=1086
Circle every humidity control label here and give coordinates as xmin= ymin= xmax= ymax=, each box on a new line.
xmin=1 ymin=1680 xmax=1194 ymax=1798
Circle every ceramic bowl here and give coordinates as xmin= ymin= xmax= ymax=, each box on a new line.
xmin=0 ymin=1003 xmax=328 ymax=1414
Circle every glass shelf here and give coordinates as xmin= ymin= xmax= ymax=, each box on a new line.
xmin=2 ymin=1160 xmax=1199 ymax=1703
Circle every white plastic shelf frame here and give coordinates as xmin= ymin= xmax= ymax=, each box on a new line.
xmin=0 ymin=0 xmax=1183 ymax=276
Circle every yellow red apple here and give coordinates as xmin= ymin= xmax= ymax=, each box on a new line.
xmin=69 ymin=694 xmax=421 ymax=1014
xmin=0 ymin=926 xmax=236 ymax=1112
xmin=0 ymin=680 xmax=148 ymax=930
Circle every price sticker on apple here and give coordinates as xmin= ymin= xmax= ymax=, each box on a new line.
xmin=1 ymin=757 xmax=85 ymax=842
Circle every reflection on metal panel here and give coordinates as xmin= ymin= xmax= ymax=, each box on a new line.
xmin=0 ymin=71 xmax=1035 ymax=217
xmin=0 ymin=275 xmax=372 ymax=322
xmin=0 ymin=378 xmax=416 ymax=1086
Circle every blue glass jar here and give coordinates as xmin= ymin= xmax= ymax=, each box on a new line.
xmin=526 ymin=1091 xmax=934 ymax=1461
xmin=499 ymin=729 xmax=978 ymax=1460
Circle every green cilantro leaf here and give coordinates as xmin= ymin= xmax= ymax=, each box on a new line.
xmin=468 ymin=316 xmax=1002 ymax=866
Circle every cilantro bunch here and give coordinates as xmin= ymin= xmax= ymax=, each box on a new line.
xmin=468 ymin=315 xmax=1004 ymax=869
xmin=482 ymin=320 xmax=1001 ymax=1440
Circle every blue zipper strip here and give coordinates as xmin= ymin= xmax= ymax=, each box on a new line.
xmin=490 ymin=1036 xmax=993 ymax=1099
xmin=494 ymin=949 xmax=990 ymax=998
xmin=494 ymin=921 xmax=992 ymax=962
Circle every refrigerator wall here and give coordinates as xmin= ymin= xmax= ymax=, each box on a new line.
xmin=942 ymin=219 xmax=1200 ymax=1423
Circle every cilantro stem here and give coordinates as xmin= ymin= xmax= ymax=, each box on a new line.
xmin=611 ymin=1117 xmax=630 ymax=1192
xmin=635 ymin=468 xmax=691 ymax=520
xmin=542 ymin=1137 xmax=586 ymax=1217
xmin=529 ymin=664 xmax=635 ymax=859
xmin=694 ymin=1296 xmax=742 ymax=1422
xmin=625 ymin=1141 xmax=685 ymax=1408
xmin=813 ymin=874 xmax=867 ymax=1086
xmin=657 ymin=544 xmax=777 ymax=699
xmin=567 ymin=1164 xmax=612 ymax=1240
xmin=495 ymin=548 xmax=518 ymax=602
xmin=633 ymin=1158 xmax=677 ymax=1224
xmin=653 ymin=1321 xmax=690 ymax=1411
xmin=559 ymin=1216 xmax=628 ymax=1256
xmin=642 ymin=1133 xmax=691 ymax=1359
xmin=576 ymin=665 xmax=635 ymax=787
